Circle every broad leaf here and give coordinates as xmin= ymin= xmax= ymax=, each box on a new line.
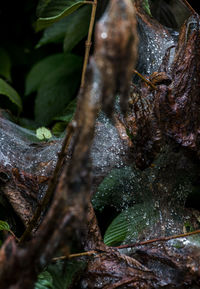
xmin=34 ymin=54 xmax=82 ymax=125
xmin=63 ymin=5 xmax=91 ymax=52
xmin=0 ymin=78 xmax=22 ymax=111
xmin=25 ymin=54 xmax=67 ymax=96
xmin=104 ymin=202 xmax=159 ymax=246
xmin=0 ymin=48 xmax=12 ymax=81
xmin=0 ymin=220 xmax=10 ymax=231
xmin=35 ymin=271 xmax=53 ymax=289
xmin=36 ymin=5 xmax=91 ymax=51
xmin=92 ymin=167 xmax=148 ymax=212
xmin=36 ymin=0 xmax=85 ymax=31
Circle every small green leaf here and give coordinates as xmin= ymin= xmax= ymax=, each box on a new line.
xmin=36 ymin=127 xmax=52 ymax=140
xmin=0 ymin=79 xmax=22 ymax=111
xmin=0 ymin=220 xmax=10 ymax=231
xmin=0 ymin=48 xmax=12 ymax=81
xmin=35 ymin=271 xmax=53 ymax=289
xmin=36 ymin=0 xmax=85 ymax=31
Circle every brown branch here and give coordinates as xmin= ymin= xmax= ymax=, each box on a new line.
xmin=19 ymin=122 xmax=75 ymax=243
xmin=81 ymin=0 xmax=97 ymax=88
xmin=114 ymin=229 xmax=200 ymax=250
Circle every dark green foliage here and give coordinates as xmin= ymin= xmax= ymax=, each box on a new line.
xmin=0 ymin=0 xmax=91 ymax=133
xmin=35 ymin=260 xmax=86 ymax=289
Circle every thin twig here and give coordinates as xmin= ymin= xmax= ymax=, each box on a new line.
xmin=132 ymin=69 xmax=157 ymax=90
xmin=19 ymin=122 xmax=76 ymax=243
xmin=9 ymin=229 xmax=20 ymax=243
xmin=52 ymin=250 xmax=97 ymax=262
xmin=181 ymin=0 xmax=197 ymax=15
xmin=81 ymin=0 xmax=97 ymax=88
xmin=114 ymin=229 xmax=200 ymax=250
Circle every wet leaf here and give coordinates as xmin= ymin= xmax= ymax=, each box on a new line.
xmin=92 ymin=167 xmax=146 ymax=212
xmin=0 ymin=78 xmax=22 ymax=111
xmin=36 ymin=0 xmax=85 ymax=31
xmin=104 ymin=202 xmax=158 ymax=246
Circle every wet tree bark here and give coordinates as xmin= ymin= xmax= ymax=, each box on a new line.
xmin=0 ymin=0 xmax=200 ymax=288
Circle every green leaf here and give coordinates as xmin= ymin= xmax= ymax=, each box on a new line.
xmin=54 ymin=99 xmax=76 ymax=122
xmin=143 ymin=0 xmax=152 ymax=16
xmin=34 ymin=54 xmax=82 ymax=125
xmin=36 ymin=5 xmax=91 ymax=50
xmin=63 ymin=5 xmax=91 ymax=52
xmin=52 ymin=122 xmax=66 ymax=137
xmin=36 ymin=127 xmax=52 ymax=140
xmin=104 ymin=202 xmax=159 ymax=246
xmin=35 ymin=271 xmax=53 ymax=289
xmin=92 ymin=167 xmax=148 ymax=212
xmin=36 ymin=0 xmax=85 ymax=31
xmin=0 ymin=48 xmax=12 ymax=81
xmin=0 ymin=78 xmax=22 ymax=111
xmin=0 ymin=220 xmax=10 ymax=231
xmin=47 ymin=260 xmax=86 ymax=289
xmin=25 ymin=54 xmax=67 ymax=96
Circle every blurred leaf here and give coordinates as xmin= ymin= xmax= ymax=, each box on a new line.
xmin=36 ymin=5 xmax=91 ymax=50
xmin=63 ymin=5 xmax=91 ymax=52
xmin=36 ymin=0 xmax=85 ymax=31
xmin=25 ymin=54 xmax=67 ymax=96
xmin=54 ymin=99 xmax=76 ymax=122
xmin=36 ymin=127 xmax=52 ymax=140
xmin=143 ymin=0 xmax=152 ymax=16
xmin=34 ymin=54 xmax=82 ymax=125
xmin=35 ymin=271 xmax=53 ymax=289
xmin=0 ymin=220 xmax=10 ymax=231
xmin=0 ymin=78 xmax=22 ymax=111
xmin=47 ymin=260 xmax=86 ymax=289
xmin=52 ymin=122 xmax=66 ymax=137
xmin=104 ymin=202 xmax=158 ymax=246
xmin=0 ymin=48 xmax=12 ymax=81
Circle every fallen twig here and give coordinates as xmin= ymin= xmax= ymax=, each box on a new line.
xmin=114 ymin=229 xmax=200 ymax=250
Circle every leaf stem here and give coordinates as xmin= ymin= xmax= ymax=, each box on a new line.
xmin=81 ymin=0 xmax=97 ymax=88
